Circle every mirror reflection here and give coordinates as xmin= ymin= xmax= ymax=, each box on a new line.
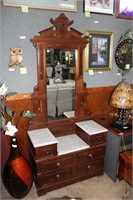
xmin=46 ymin=49 xmax=75 ymax=121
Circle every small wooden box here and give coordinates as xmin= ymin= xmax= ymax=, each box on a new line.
xmin=118 ymin=150 xmax=132 ymax=186
xmin=76 ymin=120 xmax=107 ymax=146
xmin=28 ymin=128 xmax=58 ymax=160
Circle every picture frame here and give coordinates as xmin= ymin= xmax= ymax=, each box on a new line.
xmin=84 ymin=31 xmax=114 ymax=71
xmin=115 ymin=0 xmax=133 ymax=20
xmin=84 ymin=0 xmax=114 ymax=14
xmin=3 ymin=0 xmax=77 ymax=12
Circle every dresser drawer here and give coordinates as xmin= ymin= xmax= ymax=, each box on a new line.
xmin=118 ymin=165 xmax=132 ymax=186
xmin=118 ymin=150 xmax=132 ymax=186
xmin=37 ymin=155 xmax=73 ymax=173
xmin=29 ymin=141 xmax=57 ymax=160
xmin=28 ymin=128 xmax=58 ymax=160
xmin=90 ymin=132 xmax=106 ymax=146
xmin=77 ymin=158 xmax=104 ymax=175
xmin=36 ymin=167 xmax=73 ymax=187
xmin=77 ymin=146 xmax=105 ymax=163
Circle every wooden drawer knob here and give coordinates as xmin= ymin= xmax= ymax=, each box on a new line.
xmin=87 ymin=165 xmax=91 ymax=170
xmin=89 ymin=154 xmax=92 ymax=161
xmin=56 ymin=162 xmax=61 ymax=169
xmin=96 ymin=137 xmax=102 ymax=142
xmin=56 ymin=174 xmax=60 ymax=181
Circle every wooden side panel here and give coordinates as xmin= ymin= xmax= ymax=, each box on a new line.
xmin=85 ymin=86 xmax=117 ymax=117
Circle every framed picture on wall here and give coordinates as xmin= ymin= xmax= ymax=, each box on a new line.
xmin=84 ymin=0 xmax=114 ymax=14
xmin=115 ymin=0 xmax=133 ymax=20
xmin=3 ymin=0 xmax=77 ymax=12
xmin=84 ymin=31 xmax=114 ymax=71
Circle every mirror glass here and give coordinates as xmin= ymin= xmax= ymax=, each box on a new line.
xmin=46 ymin=48 xmax=75 ymax=121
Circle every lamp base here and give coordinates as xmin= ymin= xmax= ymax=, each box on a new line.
xmin=110 ymin=122 xmax=132 ymax=132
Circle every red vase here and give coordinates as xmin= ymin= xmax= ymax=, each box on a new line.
xmin=2 ymin=136 xmax=33 ymax=199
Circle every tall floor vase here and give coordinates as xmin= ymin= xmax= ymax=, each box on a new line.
xmin=2 ymin=136 xmax=33 ymax=199
xmin=1 ymin=131 xmax=10 ymax=176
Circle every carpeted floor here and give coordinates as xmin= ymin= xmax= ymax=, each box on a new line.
xmin=1 ymin=173 xmax=133 ymax=200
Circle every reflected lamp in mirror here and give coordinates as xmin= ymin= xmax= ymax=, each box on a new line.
xmin=109 ymin=81 xmax=133 ymax=131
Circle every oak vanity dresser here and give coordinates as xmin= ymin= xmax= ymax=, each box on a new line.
xmin=28 ymin=14 xmax=107 ymax=196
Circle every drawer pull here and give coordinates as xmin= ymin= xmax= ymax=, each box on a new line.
xmin=96 ymin=137 xmax=102 ymax=142
xmin=56 ymin=174 xmax=60 ymax=181
xmin=56 ymin=162 xmax=61 ymax=169
xmin=89 ymin=154 xmax=92 ymax=161
xmin=87 ymin=165 xmax=91 ymax=170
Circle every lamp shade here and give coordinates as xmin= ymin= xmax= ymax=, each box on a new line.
xmin=109 ymin=81 xmax=133 ymax=109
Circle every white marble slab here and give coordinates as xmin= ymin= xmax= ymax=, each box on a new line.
xmin=76 ymin=120 xmax=108 ymax=135
xmin=63 ymin=111 xmax=75 ymax=118
xmin=28 ymin=128 xmax=58 ymax=148
xmin=56 ymin=134 xmax=89 ymax=155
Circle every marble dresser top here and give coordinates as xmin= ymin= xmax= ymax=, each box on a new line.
xmin=28 ymin=128 xmax=58 ymax=148
xmin=76 ymin=120 xmax=108 ymax=135
xmin=63 ymin=111 xmax=75 ymax=118
xmin=56 ymin=134 xmax=89 ymax=155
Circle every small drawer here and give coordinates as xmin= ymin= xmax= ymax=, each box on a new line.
xmin=90 ymin=132 xmax=106 ymax=146
xmin=118 ymin=165 xmax=132 ymax=186
xmin=77 ymin=159 xmax=104 ymax=175
xmin=36 ymin=167 xmax=73 ymax=187
xmin=28 ymin=128 xmax=58 ymax=160
xmin=37 ymin=155 xmax=73 ymax=173
xmin=77 ymin=147 xmax=105 ymax=163
xmin=29 ymin=140 xmax=57 ymax=160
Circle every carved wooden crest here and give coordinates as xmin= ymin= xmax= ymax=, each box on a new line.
xmin=38 ymin=13 xmax=86 ymax=39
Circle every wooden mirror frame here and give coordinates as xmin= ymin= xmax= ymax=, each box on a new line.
xmin=29 ymin=13 xmax=90 ymax=131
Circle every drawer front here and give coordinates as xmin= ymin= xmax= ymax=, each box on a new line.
xmin=29 ymin=142 xmax=57 ymax=160
xmin=77 ymin=147 xmax=105 ymax=163
xmin=28 ymin=137 xmax=58 ymax=160
xmin=77 ymin=158 xmax=104 ymax=175
xmin=36 ymin=144 xmax=57 ymax=160
xmin=36 ymin=167 xmax=73 ymax=187
xmin=90 ymin=133 xmax=106 ymax=146
xmin=118 ymin=165 xmax=132 ymax=186
xmin=120 ymin=159 xmax=132 ymax=170
xmin=37 ymin=155 xmax=73 ymax=173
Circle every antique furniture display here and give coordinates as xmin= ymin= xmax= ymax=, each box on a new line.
xmin=118 ymin=150 xmax=132 ymax=186
xmin=94 ymin=115 xmax=132 ymax=182
xmin=28 ymin=13 xmax=107 ymax=196
xmin=28 ymin=120 xmax=107 ymax=196
xmin=29 ymin=13 xmax=91 ymax=132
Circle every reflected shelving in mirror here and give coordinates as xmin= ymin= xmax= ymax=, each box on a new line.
xmin=46 ymin=48 xmax=75 ymax=82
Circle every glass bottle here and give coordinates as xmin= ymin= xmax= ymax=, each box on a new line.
xmin=2 ymin=136 xmax=33 ymax=199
